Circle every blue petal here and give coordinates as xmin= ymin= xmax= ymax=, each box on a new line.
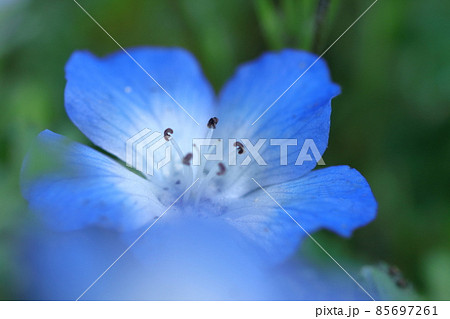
xmin=20 ymin=130 xmax=164 ymax=231
xmin=274 ymin=257 xmax=377 ymax=300
xmin=223 ymin=203 xmax=302 ymax=264
xmin=259 ymin=165 xmax=377 ymax=236
xmin=22 ymin=217 xmax=281 ymax=300
xmin=65 ymin=47 xmax=215 ymax=163
xmin=226 ymin=166 xmax=376 ymax=262
xmin=216 ymin=50 xmax=340 ymax=191
xmin=21 ymin=221 xmax=372 ymax=300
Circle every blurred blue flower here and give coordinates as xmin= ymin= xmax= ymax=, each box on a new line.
xmin=20 ymin=47 xmax=377 ymax=300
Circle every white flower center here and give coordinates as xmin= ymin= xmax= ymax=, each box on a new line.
xmin=151 ymin=117 xmax=244 ymax=214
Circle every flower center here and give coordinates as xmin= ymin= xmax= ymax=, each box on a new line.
xmin=159 ymin=117 xmax=245 ymax=212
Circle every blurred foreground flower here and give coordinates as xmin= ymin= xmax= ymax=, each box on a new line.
xmin=20 ymin=48 xmax=377 ymax=300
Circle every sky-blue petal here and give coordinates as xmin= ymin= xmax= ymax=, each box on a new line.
xmin=65 ymin=47 xmax=216 ymax=164
xmin=253 ymin=165 xmax=377 ymax=237
xmin=223 ymin=201 xmax=302 ymax=264
xmin=224 ymin=166 xmax=376 ymax=263
xmin=20 ymin=130 xmax=164 ymax=231
xmin=21 ymin=216 xmax=281 ymax=300
xmin=215 ymin=50 xmax=340 ymax=192
xmin=20 ymin=220 xmax=373 ymax=300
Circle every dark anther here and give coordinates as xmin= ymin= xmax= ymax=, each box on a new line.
xmin=207 ymin=117 xmax=219 ymax=129
xmin=164 ymin=128 xmax=173 ymax=141
xmin=395 ymin=278 xmax=408 ymax=289
xmin=217 ymin=162 xmax=226 ymax=176
xmin=387 ymin=265 xmax=408 ymax=289
xmin=388 ymin=265 xmax=400 ymax=277
xmin=182 ymin=153 xmax=193 ymax=166
xmin=234 ymin=141 xmax=245 ymax=154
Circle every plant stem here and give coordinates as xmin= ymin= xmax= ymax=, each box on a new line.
xmin=312 ymin=0 xmax=331 ymax=53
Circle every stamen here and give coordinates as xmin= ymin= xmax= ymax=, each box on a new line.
xmin=207 ymin=117 xmax=219 ymax=129
xmin=183 ymin=153 xmax=193 ymax=166
xmin=224 ymin=141 xmax=246 ymax=190
xmin=234 ymin=141 xmax=245 ymax=154
xmin=196 ymin=117 xmax=219 ymax=179
xmin=164 ymin=128 xmax=173 ymax=141
xmin=168 ymin=129 xmax=194 ymax=189
xmin=217 ymin=162 xmax=226 ymax=176
xmin=182 ymin=152 xmax=194 ymax=200
xmin=194 ymin=162 xmax=226 ymax=208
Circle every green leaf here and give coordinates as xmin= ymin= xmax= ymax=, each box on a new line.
xmin=253 ymin=0 xmax=284 ymax=49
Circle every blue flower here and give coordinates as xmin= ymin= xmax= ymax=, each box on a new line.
xmin=21 ymin=225 xmax=375 ymax=300
xmin=20 ymin=47 xmax=377 ymax=300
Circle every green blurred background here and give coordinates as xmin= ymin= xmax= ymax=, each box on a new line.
xmin=0 ymin=0 xmax=449 ymax=300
